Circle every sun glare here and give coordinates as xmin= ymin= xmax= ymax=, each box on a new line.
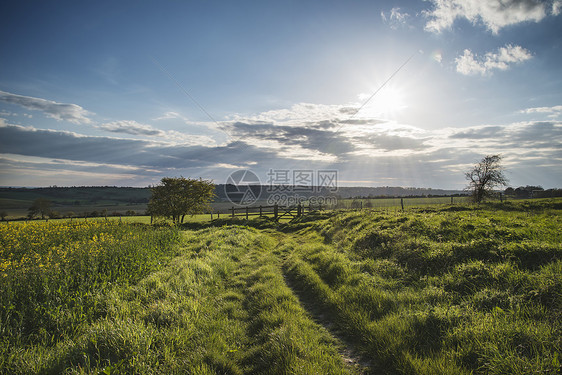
xmin=357 ymin=86 xmax=407 ymax=118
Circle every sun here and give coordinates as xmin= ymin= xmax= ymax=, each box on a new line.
xmin=357 ymin=86 xmax=407 ymax=118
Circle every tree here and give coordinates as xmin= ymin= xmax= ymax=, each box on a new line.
xmin=0 ymin=211 xmax=7 ymax=221
xmin=147 ymin=177 xmax=216 ymax=223
xmin=514 ymin=185 xmax=543 ymax=199
xmin=28 ymin=198 xmax=52 ymax=219
xmin=465 ymin=154 xmax=508 ymax=203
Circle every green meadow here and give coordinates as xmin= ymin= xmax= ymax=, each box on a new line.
xmin=1 ymin=199 xmax=560 ymax=374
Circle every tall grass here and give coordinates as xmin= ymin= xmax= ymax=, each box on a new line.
xmin=2 ymin=199 xmax=560 ymax=374
xmin=0 ymin=221 xmax=180 ymax=373
xmin=284 ymin=199 xmax=562 ymax=374
xmin=1 ymin=224 xmax=355 ymax=374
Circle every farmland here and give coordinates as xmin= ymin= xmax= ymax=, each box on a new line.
xmin=0 ymin=186 xmax=468 ymax=220
xmin=1 ymin=199 xmax=561 ymax=374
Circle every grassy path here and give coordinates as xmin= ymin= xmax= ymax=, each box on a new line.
xmin=276 ymin=202 xmax=562 ymax=375
xmin=97 ymin=227 xmax=359 ymax=374
xmin=280 ymin=245 xmax=371 ymax=374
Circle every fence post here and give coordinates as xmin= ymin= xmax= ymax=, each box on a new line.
xmin=217 ymin=212 xmax=220 ymax=219
xmin=246 ymin=207 xmax=249 ymax=220
xmin=259 ymin=205 xmax=262 ymax=216
xmin=231 ymin=207 xmax=235 ymax=218
xmin=210 ymin=212 xmax=213 ymax=220
xmin=274 ymin=204 xmax=278 ymax=220
xmin=297 ymin=203 xmax=302 ymax=217
xmin=360 ymin=201 xmax=363 ymax=210
xmin=401 ymin=198 xmax=404 ymax=211
xmin=451 ymin=196 xmax=454 ymax=205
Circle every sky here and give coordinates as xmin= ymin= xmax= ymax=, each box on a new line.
xmin=1 ymin=0 xmax=561 ymax=189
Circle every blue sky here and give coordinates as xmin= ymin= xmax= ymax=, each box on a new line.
xmin=1 ymin=0 xmax=561 ymax=189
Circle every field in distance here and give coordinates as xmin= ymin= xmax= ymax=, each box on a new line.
xmin=0 ymin=186 xmax=469 ymax=220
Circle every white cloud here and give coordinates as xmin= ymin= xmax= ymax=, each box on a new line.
xmin=153 ymin=111 xmax=188 ymax=121
xmin=99 ymin=120 xmax=165 ymax=136
xmin=0 ymin=90 xmax=93 ymax=124
xmin=98 ymin=120 xmax=217 ymax=146
xmin=424 ymin=0 xmax=548 ymax=34
xmin=521 ymin=105 xmax=562 ymax=118
xmin=230 ymin=103 xmax=353 ymax=125
xmin=223 ymin=103 xmax=430 ymax=161
xmin=553 ymin=1 xmax=562 ymax=15
xmin=381 ymin=7 xmax=411 ymax=29
xmin=455 ymin=44 xmax=532 ymax=75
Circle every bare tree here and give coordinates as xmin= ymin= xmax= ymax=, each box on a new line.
xmin=465 ymin=155 xmax=508 ymax=203
xmin=28 ymin=198 xmax=52 ymax=219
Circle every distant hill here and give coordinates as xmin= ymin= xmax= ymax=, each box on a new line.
xmin=215 ymin=184 xmax=465 ymax=200
xmin=1 ymin=185 xmax=465 ymax=211
xmin=0 ymin=186 xmax=151 ymax=209
xmin=0 ymin=187 xmax=151 ymax=218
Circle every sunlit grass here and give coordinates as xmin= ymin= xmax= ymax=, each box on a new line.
xmin=283 ymin=199 xmax=562 ymax=374
xmin=0 ymin=220 xmax=181 ymax=373
xmin=1 ymin=199 xmax=560 ymax=373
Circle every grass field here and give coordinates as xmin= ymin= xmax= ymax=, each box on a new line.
xmin=1 ymin=199 xmax=560 ymax=374
xmin=1 ymin=195 xmax=477 ymax=220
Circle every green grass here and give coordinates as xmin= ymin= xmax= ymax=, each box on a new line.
xmin=336 ymin=196 xmax=472 ymax=209
xmin=0 ymin=221 xmax=181 ymax=373
xmin=282 ymin=199 xmax=562 ymax=374
xmin=1 ymin=198 xmax=560 ymax=374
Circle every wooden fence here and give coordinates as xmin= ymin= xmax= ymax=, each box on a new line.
xmin=211 ymin=203 xmax=322 ymax=221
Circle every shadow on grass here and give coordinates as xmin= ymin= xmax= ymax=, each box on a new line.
xmin=179 ymin=211 xmax=336 ymax=232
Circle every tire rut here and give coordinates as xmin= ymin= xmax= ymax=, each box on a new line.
xmin=276 ymin=233 xmax=373 ymax=375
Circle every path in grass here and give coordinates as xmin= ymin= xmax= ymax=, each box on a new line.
xmin=275 ymin=202 xmax=562 ymax=375
xmin=275 ymin=231 xmax=372 ymax=374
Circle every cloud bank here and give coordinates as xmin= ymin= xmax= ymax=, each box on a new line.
xmin=99 ymin=120 xmax=164 ymax=136
xmin=1 ymin=99 xmax=561 ymax=188
xmin=0 ymin=90 xmax=93 ymax=124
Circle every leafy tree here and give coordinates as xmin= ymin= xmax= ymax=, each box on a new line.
xmin=513 ymin=185 xmax=543 ymax=199
xmin=0 ymin=211 xmax=7 ymax=221
xmin=465 ymin=155 xmax=508 ymax=203
xmin=28 ymin=198 xmax=52 ymax=219
xmin=148 ymin=177 xmax=216 ymax=223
